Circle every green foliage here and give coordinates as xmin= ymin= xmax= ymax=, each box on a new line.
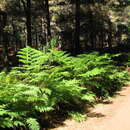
xmin=0 ymin=46 xmax=129 ymax=129
xmin=0 ymin=71 xmax=52 ymax=129
xmin=26 ymin=118 xmax=40 ymax=130
xmin=68 ymin=111 xmax=87 ymax=122
xmin=72 ymin=52 xmax=129 ymax=97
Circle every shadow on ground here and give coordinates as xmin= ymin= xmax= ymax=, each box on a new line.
xmin=87 ymin=112 xmax=105 ymax=118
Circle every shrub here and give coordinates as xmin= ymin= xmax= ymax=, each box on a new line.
xmin=0 ymin=46 xmax=129 ymax=129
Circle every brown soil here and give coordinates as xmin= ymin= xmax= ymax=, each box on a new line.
xmin=52 ymin=84 xmax=130 ymax=130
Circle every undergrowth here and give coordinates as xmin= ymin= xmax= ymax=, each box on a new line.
xmin=0 ymin=46 xmax=129 ymax=130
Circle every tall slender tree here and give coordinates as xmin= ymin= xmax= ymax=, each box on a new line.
xmin=21 ymin=0 xmax=32 ymax=46
xmin=74 ymin=0 xmax=81 ymax=55
xmin=26 ymin=0 xmax=32 ymax=46
xmin=0 ymin=10 xmax=9 ymax=67
xmin=44 ymin=0 xmax=51 ymax=43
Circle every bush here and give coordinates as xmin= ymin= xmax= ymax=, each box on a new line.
xmin=0 ymin=46 xmax=129 ymax=129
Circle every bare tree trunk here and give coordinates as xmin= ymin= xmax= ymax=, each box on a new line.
xmin=2 ymin=12 xmax=9 ymax=68
xmin=21 ymin=0 xmax=32 ymax=46
xmin=108 ymin=21 xmax=112 ymax=48
xmin=45 ymin=0 xmax=51 ymax=43
xmin=73 ymin=0 xmax=81 ymax=55
xmin=26 ymin=0 xmax=32 ymax=46
xmin=35 ymin=28 xmax=38 ymax=49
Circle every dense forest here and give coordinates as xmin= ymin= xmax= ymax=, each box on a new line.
xmin=0 ymin=0 xmax=130 ymax=67
xmin=0 ymin=0 xmax=130 ymax=130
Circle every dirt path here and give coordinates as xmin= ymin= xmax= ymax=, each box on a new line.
xmin=52 ymin=84 xmax=130 ymax=130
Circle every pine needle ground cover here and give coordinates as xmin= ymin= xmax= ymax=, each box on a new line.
xmin=0 ymin=47 xmax=129 ymax=130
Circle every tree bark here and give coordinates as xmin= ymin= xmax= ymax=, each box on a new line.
xmin=21 ymin=0 xmax=32 ymax=46
xmin=108 ymin=21 xmax=112 ymax=48
xmin=74 ymin=0 xmax=81 ymax=55
xmin=26 ymin=0 xmax=32 ymax=46
xmin=44 ymin=0 xmax=51 ymax=43
xmin=2 ymin=12 xmax=9 ymax=68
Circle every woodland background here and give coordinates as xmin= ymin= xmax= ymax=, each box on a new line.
xmin=0 ymin=0 xmax=130 ymax=69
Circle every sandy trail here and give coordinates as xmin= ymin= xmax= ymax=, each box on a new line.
xmin=52 ymin=84 xmax=130 ymax=130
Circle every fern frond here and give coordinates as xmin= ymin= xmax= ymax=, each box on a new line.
xmin=26 ymin=118 xmax=40 ymax=130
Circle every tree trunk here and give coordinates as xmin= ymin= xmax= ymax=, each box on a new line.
xmin=26 ymin=0 xmax=32 ymax=46
xmin=21 ymin=0 xmax=32 ymax=46
xmin=74 ymin=0 xmax=81 ymax=55
xmin=2 ymin=12 xmax=9 ymax=68
xmin=108 ymin=21 xmax=112 ymax=48
xmin=44 ymin=0 xmax=51 ymax=43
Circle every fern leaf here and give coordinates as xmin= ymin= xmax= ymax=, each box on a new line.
xmin=26 ymin=118 xmax=40 ymax=130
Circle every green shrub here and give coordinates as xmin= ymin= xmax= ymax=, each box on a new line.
xmin=0 ymin=46 xmax=129 ymax=129
xmin=73 ymin=52 xmax=129 ymax=97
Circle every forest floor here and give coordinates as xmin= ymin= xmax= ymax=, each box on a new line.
xmin=52 ymin=83 xmax=130 ymax=130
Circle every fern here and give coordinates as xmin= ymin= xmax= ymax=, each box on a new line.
xmin=68 ymin=111 xmax=87 ymax=122
xmin=0 ymin=46 xmax=129 ymax=129
xmin=26 ymin=118 xmax=40 ymax=130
